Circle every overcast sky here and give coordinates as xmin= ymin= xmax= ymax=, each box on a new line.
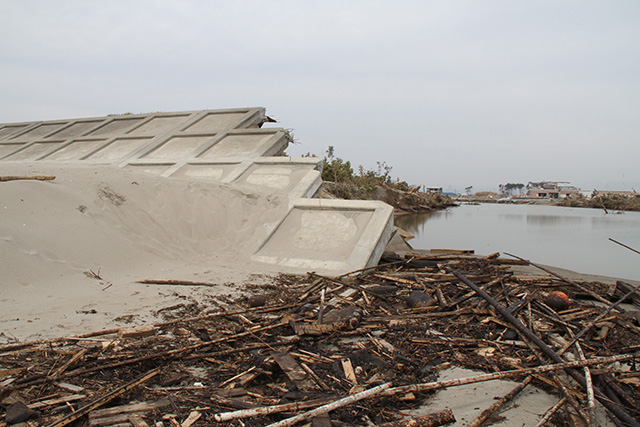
xmin=2 ymin=1 xmax=639 ymax=192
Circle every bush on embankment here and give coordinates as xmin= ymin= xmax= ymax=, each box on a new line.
xmin=318 ymin=146 xmax=455 ymax=213
xmin=558 ymin=193 xmax=640 ymax=212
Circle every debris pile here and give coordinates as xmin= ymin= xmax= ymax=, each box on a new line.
xmin=2 ymin=253 xmax=640 ymax=426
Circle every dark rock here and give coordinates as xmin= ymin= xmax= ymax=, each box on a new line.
xmin=5 ymin=401 xmax=38 ymax=424
xmin=247 ymin=295 xmax=266 ymax=308
xmin=406 ymin=290 xmax=434 ymax=308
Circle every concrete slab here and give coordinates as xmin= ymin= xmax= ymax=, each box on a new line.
xmin=253 ymin=199 xmax=394 ymax=273
xmin=234 ymin=157 xmax=322 ymax=199
xmin=0 ymin=107 xmax=395 ymax=276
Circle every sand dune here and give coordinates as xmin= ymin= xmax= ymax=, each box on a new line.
xmin=1 ymin=163 xmax=288 ymax=341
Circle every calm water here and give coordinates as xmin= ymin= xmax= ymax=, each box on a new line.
xmin=395 ymin=203 xmax=640 ymax=281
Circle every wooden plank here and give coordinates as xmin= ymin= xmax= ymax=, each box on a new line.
xmin=271 ymin=351 xmax=307 ymax=382
xmin=89 ymin=398 xmax=170 ymax=419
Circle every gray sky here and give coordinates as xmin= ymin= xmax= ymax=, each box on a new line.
xmin=2 ymin=1 xmax=639 ymax=193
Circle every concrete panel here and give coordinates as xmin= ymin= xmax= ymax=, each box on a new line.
xmin=43 ymin=139 xmax=108 ymax=161
xmin=171 ymin=162 xmax=242 ymax=181
xmin=0 ymin=143 xmax=25 ymax=158
xmin=12 ymin=123 xmax=65 ymax=140
xmin=47 ymin=121 xmax=102 ymax=139
xmin=234 ymin=157 xmax=322 ymax=198
xmin=0 ymin=125 xmax=28 ymax=140
xmin=184 ymin=112 xmax=247 ymax=133
xmin=253 ymin=199 xmax=394 ymax=274
xmin=198 ymin=132 xmax=286 ymax=160
xmin=129 ymin=115 xmax=190 ymax=135
xmin=125 ymin=163 xmax=174 ymax=175
xmin=84 ymin=137 xmax=153 ymax=163
xmin=89 ymin=117 xmax=145 ymax=136
xmin=141 ymin=135 xmax=216 ymax=161
xmin=4 ymin=141 xmax=65 ymax=161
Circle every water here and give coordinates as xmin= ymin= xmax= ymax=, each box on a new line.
xmin=395 ymin=203 xmax=640 ymax=281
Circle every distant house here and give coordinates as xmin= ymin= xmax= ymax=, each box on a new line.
xmin=425 ymin=187 xmax=443 ymax=194
xmin=526 ymin=182 xmax=580 ymax=199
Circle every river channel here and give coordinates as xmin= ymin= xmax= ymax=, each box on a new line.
xmin=394 ymin=203 xmax=640 ymax=281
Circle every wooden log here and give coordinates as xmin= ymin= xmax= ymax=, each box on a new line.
xmin=377 ymin=409 xmax=456 ymax=427
xmin=0 ymin=175 xmax=55 ymax=182
xmin=214 ymin=397 xmax=334 ymax=422
xmin=430 ymin=249 xmax=474 ymax=255
xmin=265 ymin=382 xmax=393 ymax=427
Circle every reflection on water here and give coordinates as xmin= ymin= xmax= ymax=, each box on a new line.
xmin=394 ymin=204 xmax=640 ymax=281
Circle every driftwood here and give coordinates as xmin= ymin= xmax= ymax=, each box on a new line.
xmin=136 ymin=279 xmax=218 ymax=287
xmin=558 ymin=281 xmax=640 ymax=356
xmin=265 ymin=382 xmax=393 ymax=427
xmin=504 ymin=252 xmax=623 ymax=311
xmin=214 ymin=397 xmax=334 ymax=422
xmin=45 ymin=368 xmax=160 ymax=427
xmin=383 ymin=354 xmax=635 ymax=396
xmin=467 ymin=375 xmax=532 ymax=427
xmin=6 ymin=254 xmax=640 ymax=426
xmin=534 ymin=397 xmax=568 ymax=427
xmin=0 ymin=175 xmax=55 ymax=182
xmin=449 ymin=267 xmax=640 ymax=427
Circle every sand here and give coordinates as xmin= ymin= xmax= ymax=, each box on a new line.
xmin=1 ymin=163 xmax=292 ymax=342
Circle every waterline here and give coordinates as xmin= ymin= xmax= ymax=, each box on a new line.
xmin=395 ymin=203 xmax=640 ymax=281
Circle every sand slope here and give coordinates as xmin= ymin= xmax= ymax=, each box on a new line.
xmin=1 ymin=163 xmax=288 ymax=341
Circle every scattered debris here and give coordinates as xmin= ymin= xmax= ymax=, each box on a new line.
xmin=1 ymin=254 xmax=640 ymax=426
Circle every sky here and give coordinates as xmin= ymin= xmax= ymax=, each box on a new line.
xmin=1 ymin=1 xmax=639 ymax=193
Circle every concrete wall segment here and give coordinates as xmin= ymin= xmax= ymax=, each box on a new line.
xmin=0 ymin=107 xmax=394 ymax=275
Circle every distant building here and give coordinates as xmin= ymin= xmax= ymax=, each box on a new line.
xmin=526 ymin=181 xmax=580 ymax=199
xmin=425 ymin=187 xmax=443 ymax=194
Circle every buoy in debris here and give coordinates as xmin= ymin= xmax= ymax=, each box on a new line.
xmin=544 ymin=291 xmax=570 ymax=311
